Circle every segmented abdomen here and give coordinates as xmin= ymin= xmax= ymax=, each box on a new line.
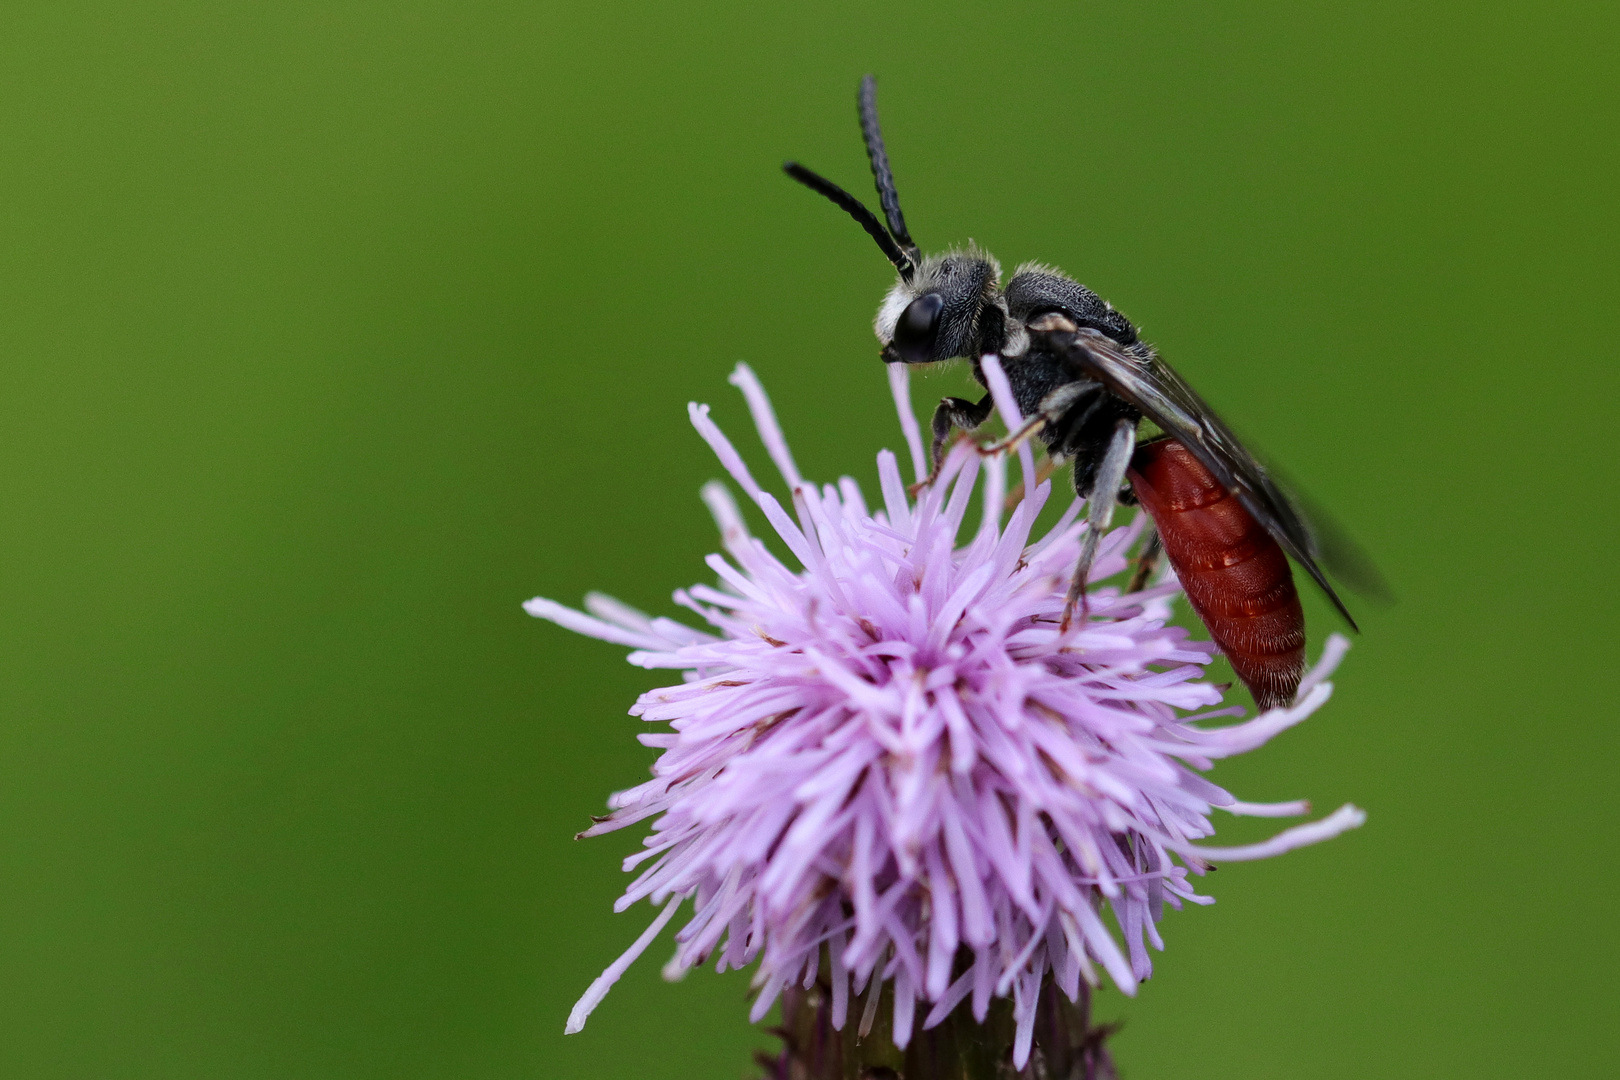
xmin=1127 ymin=439 xmax=1304 ymax=710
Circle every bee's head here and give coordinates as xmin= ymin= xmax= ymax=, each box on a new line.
xmin=789 ymin=77 xmax=1012 ymax=365
xmin=873 ymin=248 xmax=1003 ymax=364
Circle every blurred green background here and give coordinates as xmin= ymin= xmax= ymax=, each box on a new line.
xmin=0 ymin=1 xmax=1614 ymax=1077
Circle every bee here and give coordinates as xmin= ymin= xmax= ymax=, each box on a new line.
xmin=785 ymin=76 xmax=1378 ymax=710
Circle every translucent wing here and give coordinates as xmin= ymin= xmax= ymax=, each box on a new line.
xmin=1045 ymin=326 xmax=1363 ymax=629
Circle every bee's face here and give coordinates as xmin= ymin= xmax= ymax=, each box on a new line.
xmin=875 ymin=250 xmax=1002 ymax=364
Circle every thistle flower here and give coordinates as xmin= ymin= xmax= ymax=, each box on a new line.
xmin=528 ymin=360 xmax=1363 ymax=1069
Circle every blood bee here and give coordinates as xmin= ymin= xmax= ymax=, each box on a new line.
xmin=786 ymin=77 xmax=1373 ymax=709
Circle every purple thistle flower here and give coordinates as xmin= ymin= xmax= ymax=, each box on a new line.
xmin=528 ymin=360 xmax=1364 ymax=1069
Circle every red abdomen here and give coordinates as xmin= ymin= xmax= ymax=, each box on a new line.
xmin=1127 ymin=439 xmax=1304 ymax=710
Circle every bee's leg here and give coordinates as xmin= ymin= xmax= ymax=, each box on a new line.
xmin=977 ymin=382 xmax=1095 ymax=456
xmin=1062 ymin=418 xmax=1137 ymax=631
xmin=931 ymin=394 xmax=994 ymax=469
xmin=916 ymin=394 xmax=994 ymax=489
xmin=1126 ymin=526 xmax=1162 ymax=593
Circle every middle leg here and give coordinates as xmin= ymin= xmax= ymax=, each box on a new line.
xmin=1062 ymin=417 xmax=1137 ymax=631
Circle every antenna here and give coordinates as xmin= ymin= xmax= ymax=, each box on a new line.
xmin=857 ymin=75 xmax=920 ymax=265
xmin=783 ymin=161 xmax=916 ymax=280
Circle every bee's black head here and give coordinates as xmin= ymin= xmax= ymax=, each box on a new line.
xmin=874 ymin=249 xmax=1004 ymax=364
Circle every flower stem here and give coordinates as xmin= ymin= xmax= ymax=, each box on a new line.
xmin=755 ymin=977 xmax=1117 ymax=1080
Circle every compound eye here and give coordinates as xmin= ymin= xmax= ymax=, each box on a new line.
xmin=890 ymin=292 xmax=944 ymax=363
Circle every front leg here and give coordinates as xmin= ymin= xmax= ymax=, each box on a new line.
xmin=929 ymin=393 xmax=994 ymax=472
xmin=1062 ymin=417 xmax=1137 ymax=631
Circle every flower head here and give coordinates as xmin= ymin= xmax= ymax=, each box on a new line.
xmin=528 ymin=360 xmax=1362 ymax=1067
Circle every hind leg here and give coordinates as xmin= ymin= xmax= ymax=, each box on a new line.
xmin=1126 ymin=526 xmax=1162 ymax=593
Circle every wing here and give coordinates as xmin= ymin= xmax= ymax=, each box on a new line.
xmin=1042 ymin=325 xmax=1361 ymax=630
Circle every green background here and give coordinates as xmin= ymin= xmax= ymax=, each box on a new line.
xmin=0 ymin=2 xmax=1614 ymax=1077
